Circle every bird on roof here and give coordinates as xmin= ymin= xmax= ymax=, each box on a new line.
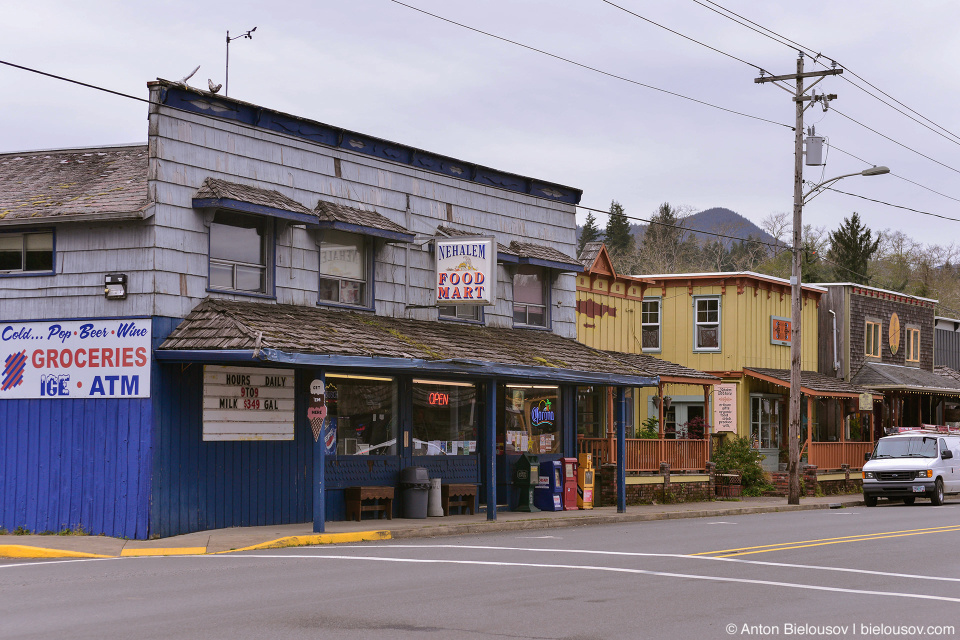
xmin=208 ymin=79 xmax=222 ymax=94
xmin=178 ymin=65 xmax=200 ymax=86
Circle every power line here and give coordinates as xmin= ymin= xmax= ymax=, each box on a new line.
xmin=830 ymin=144 xmax=960 ymax=205
xmin=598 ymin=0 xmax=770 ymax=73
xmin=822 ymin=186 xmax=960 ymax=224
xmin=385 ymin=0 xmax=792 ymax=129
xmin=832 ymin=108 xmax=960 ymax=177
xmin=697 ymin=0 xmax=960 ymax=144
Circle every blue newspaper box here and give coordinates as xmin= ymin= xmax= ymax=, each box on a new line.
xmin=533 ymin=460 xmax=563 ymax=511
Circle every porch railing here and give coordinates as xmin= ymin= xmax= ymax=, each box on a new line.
xmin=806 ymin=442 xmax=873 ymax=471
xmin=578 ymin=437 xmax=709 ymax=472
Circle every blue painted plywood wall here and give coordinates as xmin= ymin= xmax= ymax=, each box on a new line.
xmin=0 ymin=397 xmax=152 ymax=538
xmin=150 ymin=363 xmax=314 ymax=538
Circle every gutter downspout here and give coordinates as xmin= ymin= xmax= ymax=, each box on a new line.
xmin=829 ymin=310 xmax=840 ymax=375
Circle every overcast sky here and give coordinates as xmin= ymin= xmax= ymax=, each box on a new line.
xmin=3 ymin=1 xmax=958 ymax=246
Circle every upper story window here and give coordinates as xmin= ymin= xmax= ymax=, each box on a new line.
xmin=209 ymin=212 xmax=272 ymax=295
xmin=318 ymin=230 xmax=370 ymax=307
xmin=0 ymin=230 xmax=54 ymax=275
xmin=906 ymin=327 xmax=921 ymax=364
xmin=865 ymin=320 xmax=881 ymax=358
xmin=439 ymin=304 xmax=481 ymax=322
xmin=641 ymin=298 xmax=661 ymax=351
xmin=693 ymin=296 xmax=721 ymax=351
xmin=513 ymin=265 xmax=547 ymax=327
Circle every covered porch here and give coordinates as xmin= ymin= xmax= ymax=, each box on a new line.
xmin=578 ymin=352 xmax=719 ymax=472
xmin=853 ymin=363 xmax=960 ymax=433
xmin=744 ymin=368 xmax=881 ymax=471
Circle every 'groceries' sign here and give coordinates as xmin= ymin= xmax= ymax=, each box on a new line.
xmin=1 ymin=318 xmax=151 ymax=399
xmin=435 ymin=237 xmax=496 ymax=306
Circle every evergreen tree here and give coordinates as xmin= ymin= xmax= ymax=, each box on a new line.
xmin=604 ymin=201 xmax=633 ymax=256
xmin=604 ymin=200 xmax=636 ymax=272
xmin=826 ymin=212 xmax=880 ymax=284
xmin=577 ymin=211 xmax=603 ymax=257
xmin=638 ymin=202 xmax=686 ymax=273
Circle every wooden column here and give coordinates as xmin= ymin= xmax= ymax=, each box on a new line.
xmin=485 ymin=378 xmax=497 ymax=521
xmin=657 ymin=382 xmax=665 ymax=438
xmin=616 ymin=387 xmax=627 ymax=513
xmin=806 ymin=395 xmax=813 ymax=452
xmin=606 ymin=387 xmax=615 ymax=463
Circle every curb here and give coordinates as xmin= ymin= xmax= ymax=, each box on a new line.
xmin=0 ymin=499 xmax=861 ymax=558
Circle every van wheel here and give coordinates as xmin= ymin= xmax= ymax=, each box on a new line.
xmin=864 ymin=495 xmax=877 ymax=507
xmin=902 ymin=497 xmax=916 ymax=505
xmin=931 ymin=479 xmax=945 ymax=506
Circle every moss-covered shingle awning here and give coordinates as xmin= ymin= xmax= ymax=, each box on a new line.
xmin=746 ymin=368 xmax=881 ymax=399
xmin=157 ymin=298 xmax=657 ymax=386
xmin=192 ymin=177 xmax=320 ymax=226
xmin=315 ymin=200 xmax=415 ymax=243
xmin=604 ymin=351 xmax=718 ymax=385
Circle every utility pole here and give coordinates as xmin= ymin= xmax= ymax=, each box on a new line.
xmin=755 ymin=54 xmax=840 ymax=505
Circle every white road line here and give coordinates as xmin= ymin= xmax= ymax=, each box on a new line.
xmin=218 ymin=553 xmax=960 ymax=603
xmin=319 ymin=543 xmax=960 ymax=584
xmin=705 ymin=521 xmax=738 ymax=524
xmin=0 ymin=557 xmax=118 ymax=570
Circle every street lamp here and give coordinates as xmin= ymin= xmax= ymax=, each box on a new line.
xmin=786 ymin=164 xmax=889 ymax=505
xmin=803 ymin=166 xmax=890 ymax=203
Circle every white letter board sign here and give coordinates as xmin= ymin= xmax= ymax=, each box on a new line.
xmin=203 ymin=365 xmax=295 ymax=441
xmin=435 ymin=236 xmax=496 ymax=305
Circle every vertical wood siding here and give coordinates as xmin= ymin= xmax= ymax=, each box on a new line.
xmin=0 ymin=396 xmax=151 ymax=538
xmin=150 ymin=363 xmax=315 ymax=538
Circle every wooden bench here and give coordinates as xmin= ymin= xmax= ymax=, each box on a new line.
xmin=345 ymin=486 xmax=394 ymax=521
xmin=441 ymin=483 xmax=478 ymax=516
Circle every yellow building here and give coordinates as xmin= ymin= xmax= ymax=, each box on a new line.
xmin=577 ymin=244 xmax=836 ymax=471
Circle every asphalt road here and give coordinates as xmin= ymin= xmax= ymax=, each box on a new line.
xmin=3 ymin=501 xmax=960 ymax=640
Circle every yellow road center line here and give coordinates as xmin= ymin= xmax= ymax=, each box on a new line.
xmin=716 ymin=527 xmax=960 ymax=557
xmin=692 ymin=524 xmax=960 ymax=556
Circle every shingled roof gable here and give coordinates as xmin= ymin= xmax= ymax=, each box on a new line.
xmin=853 ymin=362 xmax=960 ymax=393
xmin=603 ymin=351 xmax=718 ymax=382
xmin=160 ymin=298 xmax=649 ymax=381
xmin=0 ymin=145 xmax=149 ymax=225
xmin=746 ymin=368 xmax=877 ymax=397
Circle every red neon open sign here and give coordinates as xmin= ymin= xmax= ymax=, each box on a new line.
xmin=428 ymin=392 xmax=449 ymax=406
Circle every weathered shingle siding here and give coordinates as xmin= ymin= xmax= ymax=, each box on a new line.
xmin=0 ymin=220 xmax=157 ymax=319
xmin=146 ymin=88 xmax=578 ymax=336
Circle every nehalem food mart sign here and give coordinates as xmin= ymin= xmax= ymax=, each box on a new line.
xmin=435 ymin=237 xmax=496 ymax=306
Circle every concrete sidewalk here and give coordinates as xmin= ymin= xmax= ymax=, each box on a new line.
xmin=0 ymin=495 xmax=863 ymax=558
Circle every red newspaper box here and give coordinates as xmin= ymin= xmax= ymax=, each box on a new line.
xmin=561 ymin=457 xmax=579 ymax=510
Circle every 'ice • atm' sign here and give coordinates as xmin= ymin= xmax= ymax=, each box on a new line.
xmin=0 ymin=318 xmax=151 ymax=399
xmin=435 ymin=237 xmax=496 ymax=306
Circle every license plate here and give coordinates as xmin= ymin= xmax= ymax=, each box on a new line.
xmin=913 ymin=485 xmax=925 ymax=493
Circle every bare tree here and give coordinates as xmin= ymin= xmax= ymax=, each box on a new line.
xmin=761 ymin=211 xmax=791 ymax=258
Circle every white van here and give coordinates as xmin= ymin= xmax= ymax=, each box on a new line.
xmin=862 ymin=429 xmax=960 ymax=506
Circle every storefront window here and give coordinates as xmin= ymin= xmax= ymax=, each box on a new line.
xmin=501 ymin=385 xmax=560 ymax=455
xmin=411 ymin=379 xmax=478 ymax=456
xmin=750 ymin=395 xmax=783 ymax=449
xmin=326 ymin=374 xmax=397 ymax=455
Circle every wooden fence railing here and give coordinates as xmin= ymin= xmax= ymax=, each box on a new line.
xmin=578 ymin=438 xmax=709 ymax=472
xmin=806 ymin=442 xmax=873 ymax=470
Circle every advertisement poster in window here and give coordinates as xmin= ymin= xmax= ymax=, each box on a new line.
xmin=435 ymin=237 xmax=496 ymax=305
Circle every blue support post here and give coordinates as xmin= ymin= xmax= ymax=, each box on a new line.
xmin=485 ymin=378 xmax=497 ymax=520
xmin=616 ymin=386 xmax=627 ymax=513
xmin=312 ymin=370 xmax=325 ymax=533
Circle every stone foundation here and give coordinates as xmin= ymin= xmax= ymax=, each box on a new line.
xmin=597 ymin=462 xmax=715 ymax=506
xmin=765 ymin=465 xmax=863 ymax=497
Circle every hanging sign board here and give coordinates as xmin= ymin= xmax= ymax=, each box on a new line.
xmin=770 ymin=316 xmax=791 ymax=346
xmin=203 ymin=365 xmax=295 ymax=441
xmin=713 ymin=383 xmax=737 ymax=433
xmin=0 ymin=318 xmax=151 ymax=399
xmin=859 ymin=392 xmax=873 ymax=411
xmin=308 ymin=379 xmax=327 ymax=443
xmin=435 ymin=236 xmax=496 ymax=305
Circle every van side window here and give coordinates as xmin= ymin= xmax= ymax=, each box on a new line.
xmin=940 ymin=439 xmax=950 ymax=457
